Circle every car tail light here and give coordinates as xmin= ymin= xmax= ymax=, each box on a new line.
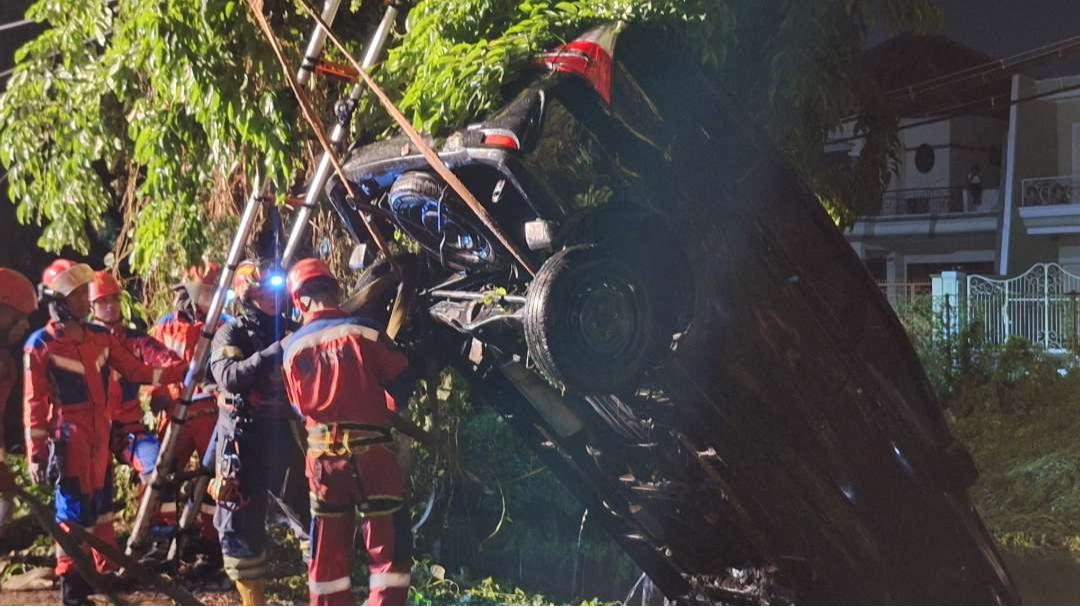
xmin=535 ymin=24 xmax=620 ymax=104
xmin=481 ymin=129 xmax=521 ymax=150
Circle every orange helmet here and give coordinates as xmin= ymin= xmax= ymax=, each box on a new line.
xmin=89 ymin=271 xmax=122 ymax=302
xmin=0 ymin=268 xmax=37 ymax=314
xmin=41 ymin=259 xmax=95 ymax=297
xmin=287 ymin=258 xmax=334 ymax=304
xmin=232 ymin=261 xmax=263 ymax=300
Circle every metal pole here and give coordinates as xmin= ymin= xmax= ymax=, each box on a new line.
xmin=1045 ymin=264 xmax=1051 ymax=349
xmin=298 ymin=0 xmax=345 ymax=87
xmin=1070 ymin=291 xmax=1077 ymax=353
xmin=126 ymin=0 xmax=347 ymax=555
xmin=280 ymin=3 xmax=399 ymax=266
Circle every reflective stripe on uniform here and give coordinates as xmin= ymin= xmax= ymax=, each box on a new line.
xmin=96 ymin=512 xmax=116 ymax=525
xmin=200 ymin=503 xmax=217 ymax=516
xmin=283 ymin=323 xmax=380 ymax=369
xmin=214 ymin=346 xmax=245 ymax=360
xmin=309 ymin=576 xmax=351 ymax=596
xmin=160 ymin=502 xmax=178 ymax=514
xmin=223 ymin=551 xmax=268 ymax=581
xmin=162 ymin=334 xmax=186 ymax=357
xmin=94 ymin=351 xmax=107 ymax=372
xmin=151 ymin=368 xmax=164 ymax=386
xmin=358 ymin=495 xmax=404 ymax=517
xmin=25 ymin=427 xmax=47 ymax=439
xmin=370 ymin=572 xmax=411 ymax=589
xmin=310 ymin=493 xmax=353 ymax=518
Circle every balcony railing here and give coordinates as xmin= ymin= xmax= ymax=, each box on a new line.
xmin=1021 ymin=175 xmax=1080 ymax=207
xmin=872 ymin=186 xmax=998 ymax=216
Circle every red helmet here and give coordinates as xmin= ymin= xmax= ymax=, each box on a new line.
xmin=41 ymin=259 xmax=95 ymax=297
xmin=287 ymin=258 xmax=334 ymax=302
xmin=0 ymin=268 xmax=37 ymax=314
xmin=89 ymin=271 xmax=122 ymax=302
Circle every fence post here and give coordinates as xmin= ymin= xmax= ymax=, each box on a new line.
xmin=933 ymin=271 xmax=966 ymax=343
xmin=1067 ymin=289 xmax=1075 ymax=352
xmin=1041 ymin=262 xmax=1049 ymax=347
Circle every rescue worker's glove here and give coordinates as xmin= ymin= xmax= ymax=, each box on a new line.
xmin=0 ymin=461 xmax=15 ymax=494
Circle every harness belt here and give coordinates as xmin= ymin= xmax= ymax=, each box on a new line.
xmin=306 ymin=422 xmax=392 ymax=459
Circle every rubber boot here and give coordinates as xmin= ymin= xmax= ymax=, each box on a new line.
xmin=236 ymin=579 xmax=266 ymax=606
xmin=60 ymin=572 xmax=92 ymax=606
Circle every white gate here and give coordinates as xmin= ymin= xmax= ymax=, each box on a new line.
xmin=967 ymin=263 xmax=1080 ymax=350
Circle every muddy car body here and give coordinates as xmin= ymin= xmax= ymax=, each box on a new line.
xmin=327 ymin=24 xmax=1019 ymax=604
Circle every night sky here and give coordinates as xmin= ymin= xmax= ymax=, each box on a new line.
xmin=933 ymin=0 xmax=1080 ymax=77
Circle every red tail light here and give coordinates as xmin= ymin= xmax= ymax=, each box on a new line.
xmin=535 ymin=24 xmax=620 ymax=104
xmin=481 ymin=129 xmax=521 ymax=150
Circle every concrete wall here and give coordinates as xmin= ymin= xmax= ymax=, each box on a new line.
xmin=891 ymin=119 xmax=952 ymax=190
xmin=1056 ymin=98 xmax=1080 ymax=177
xmin=1058 ymin=236 xmax=1080 ymax=274
xmin=1001 ymin=74 xmax=1060 ymax=275
xmin=885 ymin=115 xmax=1007 ymax=194
xmin=950 ymin=115 xmax=1008 ymax=191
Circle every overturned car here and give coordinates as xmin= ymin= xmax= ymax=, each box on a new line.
xmin=325 ymin=23 xmax=1019 ymax=604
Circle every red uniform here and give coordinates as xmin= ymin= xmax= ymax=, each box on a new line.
xmin=24 ymin=321 xmax=185 ymax=576
xmin=282 ymin=309 xmax=416 ymax=605
xmin=99 ymin=323 xmax=178 ymax=480
xmin=149 ymin=311 xmax=223 ymax=533
xmin=150 ymin=311 xmax=219 ymax=463
xmin=0 ymin=267 xmax=37 ymax=532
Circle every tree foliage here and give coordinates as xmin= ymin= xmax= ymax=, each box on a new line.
xmin=0 ymin=0 xmax=940 ymax=278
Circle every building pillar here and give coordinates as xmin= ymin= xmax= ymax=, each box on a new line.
xmin=932 ymin=271 xmax=966 ymax=341
xmin=886 ymin=252 xmax=905 ymax=304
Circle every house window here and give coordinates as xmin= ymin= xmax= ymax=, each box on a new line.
xmin=915 ymin=144 xmax=935 ymax=173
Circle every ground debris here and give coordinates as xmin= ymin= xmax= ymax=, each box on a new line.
xmin=1 ymin=566 xmax=55 ymax=591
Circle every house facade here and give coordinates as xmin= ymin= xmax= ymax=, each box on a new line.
xmin=999 ymin=73 xmax=1080 ymax=276
xmin=836 ymin=114 xmax=1007 ymax=304
xmin=836 ymin=36 xmax=1080 ymax=313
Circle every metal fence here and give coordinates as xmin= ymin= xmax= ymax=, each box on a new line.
xmin=966 ymin=263 xmax=1080 ymax=351
xmin=875 ymin=186 xmax=999 ymax=216
xmin=878 ymin=281 xmax=931 ymax=307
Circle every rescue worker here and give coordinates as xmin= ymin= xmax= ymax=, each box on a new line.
xmin=88 ymin=271 xmax=177 ymax=484
xmin=0 ymin=267 xmax=37 ymax=533
xmin=281 ymin=258 xmax=417 ymax=606
xmin=207 ymin=260 xmax=310 ymax=605
xmin=149 ymin=262 xmax=226 ymax=543
xmin=24 ymin=259 xmax=186 ymax=605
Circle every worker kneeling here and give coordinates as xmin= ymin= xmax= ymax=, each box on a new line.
xmin=282 ymin=259 xmax=416 ymax=606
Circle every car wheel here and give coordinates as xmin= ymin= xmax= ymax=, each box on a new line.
xmin=525 ymin=245 xmax=661 ymax=394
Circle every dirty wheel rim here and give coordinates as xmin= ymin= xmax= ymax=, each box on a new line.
xmin=571 ymin=278 xmax=640 ymax=358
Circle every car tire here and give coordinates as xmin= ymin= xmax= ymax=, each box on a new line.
xmin=525 ymin=245 xmax=662 ymax=394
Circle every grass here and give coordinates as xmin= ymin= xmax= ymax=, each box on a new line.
xmin=951 ymin=375 xmax=1080 ymax=553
